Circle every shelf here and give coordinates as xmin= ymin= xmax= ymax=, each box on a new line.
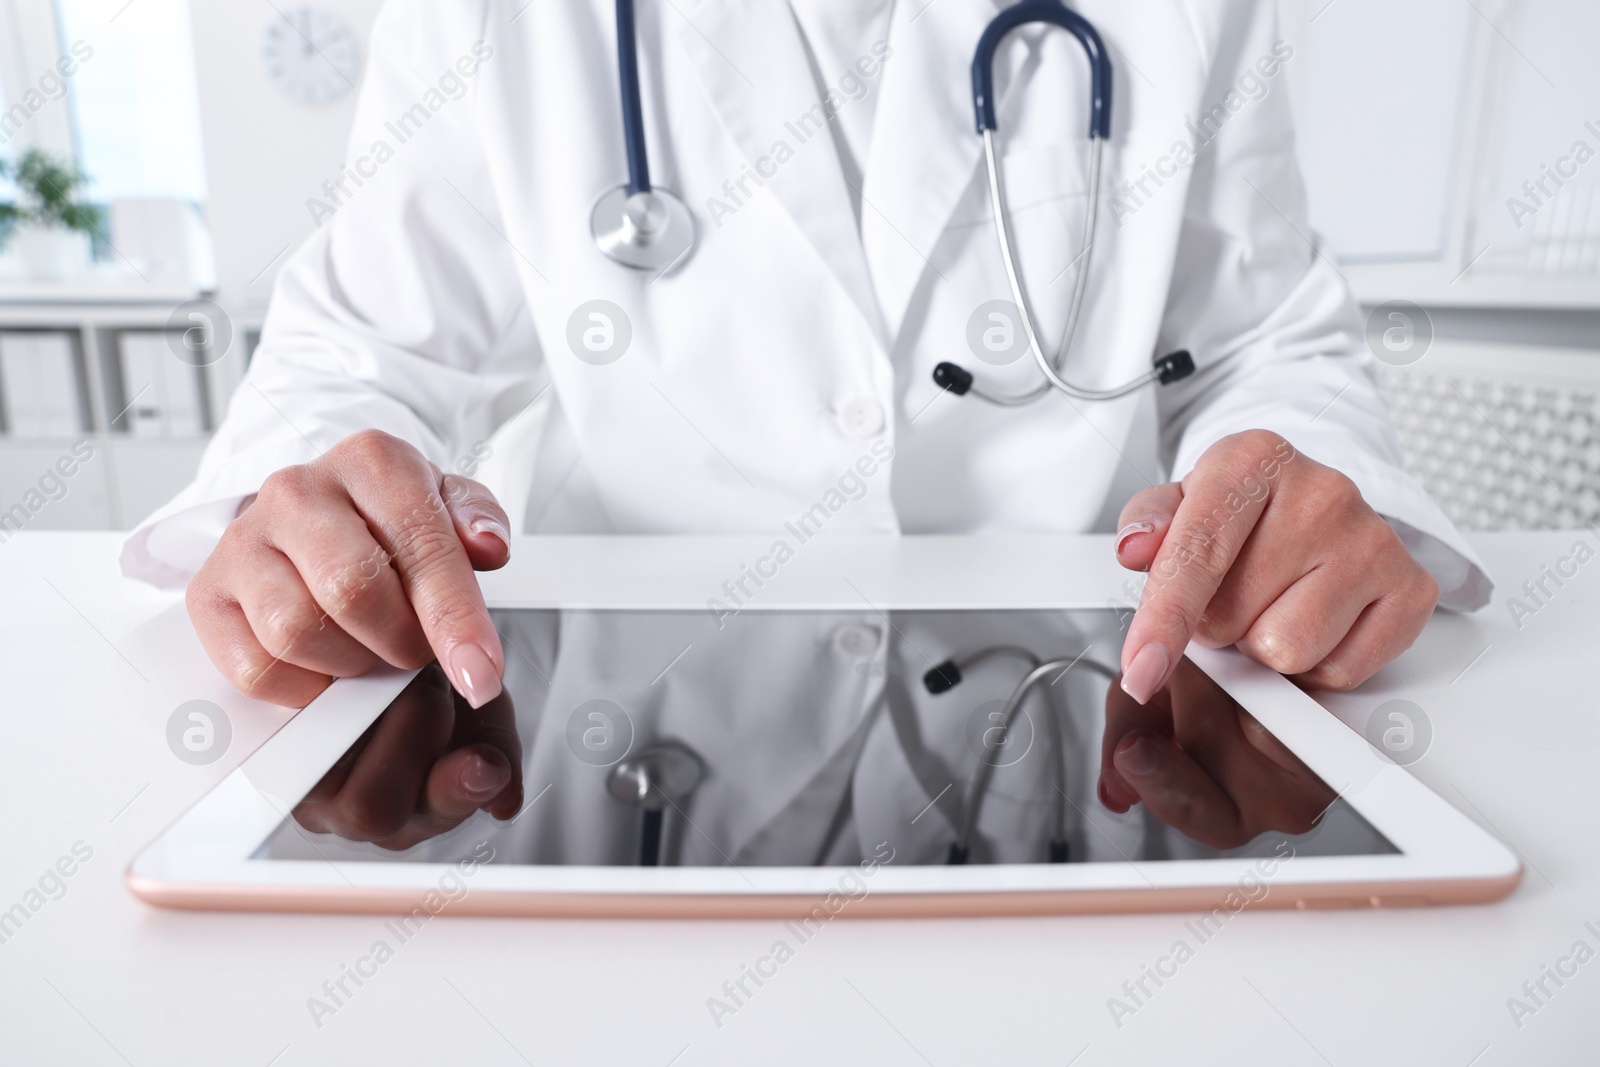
xmin=1347 ymin=264 xmax=1600 ymax=311
xmin=0 ymin=433 xmax=210 ymax=531
xmin=0 ymin=303 xmax=255 ymax=530
xmin=0 ymin=302 xmax=262 ymax=330
xmin=0 ymin=280 xmax=205 ymax=306
xmin=0 ymin=434 xmax=214 ymax=445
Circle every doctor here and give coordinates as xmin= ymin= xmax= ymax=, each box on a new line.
xmin=123 ymin=0 xmax=1488 ymax=715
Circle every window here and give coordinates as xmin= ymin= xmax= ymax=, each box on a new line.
xmin=0 ymin=1 xmax=76 ymax=165
xmin=0 ymin=0 xmax=209 ymax=287
xmin=55 ymin=0 xmax=207 ymax=203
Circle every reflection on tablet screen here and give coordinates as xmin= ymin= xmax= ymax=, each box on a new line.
xmin=252 ymin=610 xmax=1397 ymax=868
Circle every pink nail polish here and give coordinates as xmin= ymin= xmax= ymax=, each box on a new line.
xmin=1115 ymin=521 xmax=1155 ymax=555
xmin=1116 ymin=735 xmax=1160 ymax=776
xmin=1120 ymin=643 xmax=1170 ymax=705
xmin=447 ymin=642 xmax=503 ymax=708
xmin=460 ymin=752 xmax=506 ymax=795
xmin=469 ymin=517 xmax=511 ymax=551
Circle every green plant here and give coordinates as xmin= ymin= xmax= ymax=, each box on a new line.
xmin=0 ymin=150 xmax=104 ymax=248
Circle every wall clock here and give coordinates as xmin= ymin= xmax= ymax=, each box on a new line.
xmin=263 ymin=7 xmax=362 ymax=106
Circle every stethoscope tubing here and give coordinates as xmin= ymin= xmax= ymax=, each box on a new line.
xmin=971 ymin=132 xmax=1168 ymax=405
xmin=597 ymin=0 xmax=1192 ymax=389
xmin=947 ymin=3 xmax=1193 ymax=405
xmin=615 ymin=0 xmax=652 ymax=195
xmin=949 ymin=652 xmax=1119 ymax=862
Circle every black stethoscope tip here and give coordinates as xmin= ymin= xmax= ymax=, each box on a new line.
xmin=923 ymin=660 xmax=963 ymax=694
xmin=1155 ymin=350 xmax=1195 ymax=384
xmin=932 ymin=362 xmax=975 ymax=396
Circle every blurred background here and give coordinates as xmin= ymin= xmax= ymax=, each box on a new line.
xmin=0 ymin=0 xmax=1596 ymax=536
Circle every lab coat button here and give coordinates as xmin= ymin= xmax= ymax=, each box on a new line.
xmin=837 ymin=398 xmax=886 ymax=439
xmin=833 ymin=623 xmax=881 ymax=657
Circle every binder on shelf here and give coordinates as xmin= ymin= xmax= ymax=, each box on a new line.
xmin=0 ymin=332 xmax=84 ymax=438
xmin=116 ymin=332 xmax=206 ymax=438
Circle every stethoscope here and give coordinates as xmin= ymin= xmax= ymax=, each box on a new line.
xmin=606 ymin=741 xmax=706 ymax=865
xmin=589 ymin=0 xmax=697 ymax=272
xmin=601 ymin=646 xmax=1118 ymax=867
xmin=924 ymin=645 xmax=1118 ymax=864
xmin=591 ymin=0 xmax=1194 ymax=404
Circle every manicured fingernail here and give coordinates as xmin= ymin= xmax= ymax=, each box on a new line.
xmin=1116 ymin=735 xmax=1160 ymax=777
xmin=1101 ymin=767 xmax=1136 ymax=809
xmin=1120 ymin=643 xmax=1170 ymax=705
xmin=447 ymin=642 xmax=502 ymax=709
xmin=469 ymin=517 xmax=510 ymax=551
xmin=461 ymin=752 xmax=507 ymax=795
xmin=1115 ymin=521 xmax=1155 ymax=555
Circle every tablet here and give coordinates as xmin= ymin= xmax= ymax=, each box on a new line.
xmin=128 ymin=538 xmax=1522 ymax=918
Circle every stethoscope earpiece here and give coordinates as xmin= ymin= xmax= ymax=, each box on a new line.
xmin=932 ymin=349 xmax=1196 ymax=403
xmin=1154 ymin=350 xmax=1195 ymax=384
xmin=923 ymin=659 xmax=963 ymax=693
xmin=931 ymin=363 xmax=975 ymax=397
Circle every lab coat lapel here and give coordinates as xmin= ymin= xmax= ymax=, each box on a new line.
xmin=677 ymin=0 xmax=888 ymax=346
xmin=863 ymin=0 xmax=1022 ymax=342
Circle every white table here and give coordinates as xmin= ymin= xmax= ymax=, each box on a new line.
xmin=1 ymin=531 xmax=1594 ymax=1066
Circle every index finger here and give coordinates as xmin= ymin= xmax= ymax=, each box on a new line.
xmin=1100 ymin=678 xmax=1174 ymax=812
xmin=443 ymin=688 xmax=524 ymax=820
xmin=339 ymin=444 xmax=505 ymax=708
xmin=1121 ymin=452 xmax=1275 ymax=703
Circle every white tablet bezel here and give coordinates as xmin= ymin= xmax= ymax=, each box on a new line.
xmin=127 ymin=537 xmax=1523 ymax=917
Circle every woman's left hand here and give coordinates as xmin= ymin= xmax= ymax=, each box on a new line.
xmin=1113 ymin=430 xmax=1440 ymax=703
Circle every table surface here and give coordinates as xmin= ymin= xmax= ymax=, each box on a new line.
xmin=1 ymin=531 xmax=1595 ymax=1067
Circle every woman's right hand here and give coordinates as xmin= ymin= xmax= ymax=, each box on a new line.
xmin=185 ymin=429 xmax=512 ymax=709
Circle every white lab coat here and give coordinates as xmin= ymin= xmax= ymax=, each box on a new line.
xmin=120 ymin=0 xmax=1491 ymax=610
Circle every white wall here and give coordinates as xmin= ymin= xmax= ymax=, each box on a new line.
xmin=187 ymin=0 xmax=385 ymax=316
xmin=1277 ymin=0 xmax=1600 ymax=326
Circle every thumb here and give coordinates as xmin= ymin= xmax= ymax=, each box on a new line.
xmin=423 ymin=744 xmax=514 ymax=828
xmin=1114 ymin=482 xmax=1184 ymax=572
xmin=440 ymin=472 xmax=512 ymax=571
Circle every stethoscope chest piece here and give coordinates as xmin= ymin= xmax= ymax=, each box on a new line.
xmin=608 ymin=740 xmax=706 ymax=866
xmin=591 ymin=185 xmax=696 ymax=272
xmin=606 ymin=740 xmax=705 ymax=810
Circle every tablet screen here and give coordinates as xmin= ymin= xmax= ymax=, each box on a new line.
xmin=252 ymin=609 xmax=1397 ymax=868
